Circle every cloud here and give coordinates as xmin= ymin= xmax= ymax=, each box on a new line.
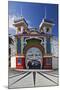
xmin=8 ymin=15 xmax=20 ymax=35
xmin=8 ymin=28 xmax=16 ymax=35
xmin=8 ymin=15 xmax=18 ymax=35
xmin=8 ymin=15 xmax=16 ymax=29
xmin=28 ymin=25 xmax=33 ymax=28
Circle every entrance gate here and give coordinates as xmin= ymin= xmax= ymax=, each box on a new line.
xmin=25 ymin=47 xmax=42 ymax=69
xmin=23 ymin=38 xmax=45 ymax=69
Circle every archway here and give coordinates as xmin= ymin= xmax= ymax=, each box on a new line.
xmin=23 ymin=38 xmax=45 ymax=69
xmin=24 ymin=44 xmax=44 ymax=69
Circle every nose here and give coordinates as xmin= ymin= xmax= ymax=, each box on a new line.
xmin=33 ymin=54 xmax=35 ymax=59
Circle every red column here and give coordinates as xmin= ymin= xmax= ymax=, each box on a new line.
xmin=21 ymin=56 xmax=26 ymax=69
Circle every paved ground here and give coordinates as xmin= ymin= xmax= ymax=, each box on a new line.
xmin=8 ymin=69 xmax=59 ymax=89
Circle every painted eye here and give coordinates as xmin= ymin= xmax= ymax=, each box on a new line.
xmin=28 ymin=54 xmax=33 ymax=56
xmin=35 ymin=54 xmax=38 ymax=56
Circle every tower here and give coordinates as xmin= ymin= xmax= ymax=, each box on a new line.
xmin=13 ymin=16 xmax=28 ymax=69
xmin=39 ymin=18 xmax=54 ymax=69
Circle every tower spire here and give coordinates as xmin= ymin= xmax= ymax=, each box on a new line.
xmin=20 ymin=7 xmax=24 ymax=19
xmin=44 ymin=7 xmax=46 ymax=19
xmin=21 ymin=7 xmax=22 ymax=17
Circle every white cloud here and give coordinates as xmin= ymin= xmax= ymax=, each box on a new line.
xmin=8 ymin=15 xmax=19 ymax=35
xmin=8 ymin=15 xmax=21 ymax=35
xmin=8 ymin=15 xmax=17 ymax=29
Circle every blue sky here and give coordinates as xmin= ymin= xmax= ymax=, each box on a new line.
xmin=8 ymin=1 xmax=58 ymax=37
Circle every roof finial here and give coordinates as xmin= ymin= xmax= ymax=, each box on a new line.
xmin=20 ymin=7 xmax=24 ymax=19
xmin=21 ymin=7 xmax=22 ymax=17
xmin=44 ymin=7 xmax=46 ymax=19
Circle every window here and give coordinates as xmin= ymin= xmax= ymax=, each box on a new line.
xmin=18 ymin=58 xmax=21 ymax=64
xmin=18 ymin=27 xmax=20 ymax=31
xmin=46 ymin=58 xmax=52 ymax=65
xmin=46 ymin=28 xmax=49 ymax=32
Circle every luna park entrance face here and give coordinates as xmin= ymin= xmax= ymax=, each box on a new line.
xmin=25 ymin=47 xmax=42 ymax=69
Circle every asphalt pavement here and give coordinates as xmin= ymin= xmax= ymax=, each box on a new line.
xmin=8 ymin=69 xmax=59 ymax=89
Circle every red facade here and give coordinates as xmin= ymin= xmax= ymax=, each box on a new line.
xmin=16 ymin=56 xmax=52 ymax=69
xmin=16 ymin=56 xmax=25 ymax=69
xmin=42 ymin=57 xmax=52 ymax=69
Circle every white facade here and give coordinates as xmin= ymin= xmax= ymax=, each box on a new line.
xmin=11 ymin=37 xmax=16 ymax=56
xmin=51 ymin=37 xmax=59 ymax=69
xmin=11 ymin=56 xmax=16 ymax=68
xmin=10 ymin=37 xmax=16 ymax=68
